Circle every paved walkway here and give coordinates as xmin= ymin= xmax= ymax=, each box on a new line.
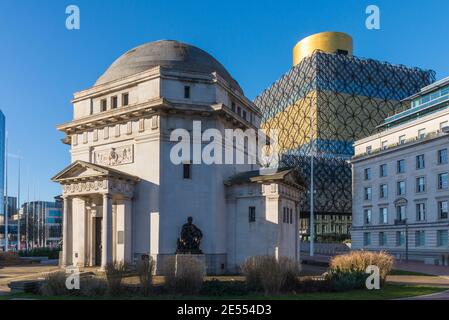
xmin=0 ymin=264 xmax=59 ymax=295
xmin=394 ymin=261 xmax=449 ymax=276
xmin=397 ymin=289 xmax=449 ymax=300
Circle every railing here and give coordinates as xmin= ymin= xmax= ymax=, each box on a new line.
xmin=353 ymin=130 xmax=446 ymax=160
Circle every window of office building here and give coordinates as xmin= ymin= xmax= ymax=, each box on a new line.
xmin=397 ymin=181 xmax=406 ymax=195
xmin=440 ymin=121 xmax=448 ymax=131
xmin=111 ymin=96 xmax=118 ymax=109
xmin=101 ymin=99 xmax=107 ymax=112
xmin=397 ymin=160 xmax=406 ymax=173
xmin=399 ymin=135 xmax=406 ymax=144
xmin=416 ymin=154 xmax=425 ymax=169
xmin=248 ymin=207 xmax=256 ymax=222
xmin=438 ymin=173 xmax=449 ymax=189
xmin=416 ymin=177 xmax=425 ymax=193
xmin=380 ymin=207 xmax=388 ymax=224
xmin=438 ymin=149 xmax=448 ymax=164
xmin=379 ymin=232 xmax=387 ymax=246
xmin=380 ymin=184 xmax=388 ymax=199
xmin=415 ymin=231 xmax=425 ymax=247
xmin=231 ymin=102 xmax=236 ymax=112
xmin=183 ymin=163 xmax=191 ymax=179
xmin=363 ymin=233 xmax=371 ymax=246
xmin=366 ymin=146 xmax=372 ymax=154
xmin=364 ymin=208 xmax=372 ymax=225
xmin=184 ymin=86 xmax=190 ymax=99
xmin=416 ymin=203 xmax=426 ymax=221
xmin=122 ymin=93 xmax=129 ymax=106
xmin=380 ymin=164 xmax=387 ymax=177
xmin=437 ymin=230 xmax=448 ymax=247
xmin=364 ymin=168 xmax=371 ymax=180
xmin=438 ymin=201 xmax=448 ymax=219
xmin=364 ymin=187 xmax=372 ymax=200
xmin=418 ymin=128 xmax=426 ymax=139
xmin=381 ymin=141 xmax=388 ymax=150
xmin=396 ymin=231 xmax=405 ymax=246
xmin=396 ymin=205 xmax=406 ymax=221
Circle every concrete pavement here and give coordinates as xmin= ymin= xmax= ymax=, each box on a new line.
xmin=0 ymin=264 xmax=59 ymax=295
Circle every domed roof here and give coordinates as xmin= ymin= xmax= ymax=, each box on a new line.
xmin=95 ymin=40 xmax=243 ymax=93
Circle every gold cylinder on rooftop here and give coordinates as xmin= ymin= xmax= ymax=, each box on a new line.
xmin=293 ymin=31 xmax=353 ymax=66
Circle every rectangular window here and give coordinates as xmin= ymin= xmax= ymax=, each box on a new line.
xmin=249 ymin=207 xmax=256 ymax=222
xmin=416 ymin=154 xmax=425 ymax=169
xmin=418 ymin=128 xmax=426 ymax=139
xmin=381 ymin=141 xmax=388 ymax=150
xmin=437 ymin=230 xmax=448 ymax=247
xmin=399 ymin=135 xmax=406 ymax=144
xmin=415 ymin=230 xmax=425 ymax=247
xmin=438 ymin=201 xmax=448 ymax=219
xmin=379 ymin=207 xmax=388 ymax=224
xmin=111 ymin=96 xmax=118 ymax=109
xmin=416 ymin=177 xmax=425 ymax=193
xmin=122 ymin=93 xmax=129 ymax=106
xmin=438 ymin=173 xmax=449 ymax=189
xmin=396 ymin=205 xmax=406 ymax=221
xmin=183 ymin=163 xmax=191 ymax=179
xmin=237 ymin=107 xmax=241 ymax=116
xmin=366 ymin=146 xmax=372 ymax=154
xmin=101 ymin=99 xmax=107 ymax=112
xmin=283 ymin=207 xmax=286 ymax=223
xmin=380 ymin=184 xmax=388 ymax=199
xmin=364 ymin=209 xmax=372 ymax=225
xmin=396 ymin=231 xmax=405 ymax=246
xmin=364 ymin=168 xmax=372 ymax=180
xmin=416 ymin=203 xmax=426 ymax=221
xmin=397 ymin=181 xmax=406 ymax=195
xmin=184 ymin=86 xmax=190 ymax=99
xmin=364 ymin=187 xmax=372 ymax=200
xmin=363 ymin=233 xmax=371 ymax=246
xmin=379 ymin=232 xmax=387 ymax=246
xmin=231 ymin=102 xmax=236 ymax=112
xmin=438 ymin=149 xmax=448 ymax=165
xmin=397 ymin=160 xmax=405 ymax=173
xmin=242 ymin=110 xmax=247 ymax=120
xmin=440 ymin=121 xmax=448 ymax=131
xmin=380 ymin=164 xmax=387 ymax=177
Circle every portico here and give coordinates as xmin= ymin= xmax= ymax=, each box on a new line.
xmin=52 ymin=160 xmax=139 ymax=269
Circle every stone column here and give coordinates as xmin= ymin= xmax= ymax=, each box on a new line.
xmin=101 ymin=193 xmax=113 ymax=269
xmin=123 ymin=197 xmax=132 ymax=263
xmin=62 ymin=196 xmax=72 ymax=267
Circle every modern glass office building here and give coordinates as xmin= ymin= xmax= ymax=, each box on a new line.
xmin=0 ymin=111 xmax=5 ymax=249
xmin=254 ymin=32 xmax=435 ymax=241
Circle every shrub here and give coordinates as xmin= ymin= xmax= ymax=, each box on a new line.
xmin=241 ymin=255 xmax=301 ymax=295
xmin=329 ymin=251 xmax=394 ymax=290
xmin=162 ymin=255 xmax=204 ymax=295
xmin=136 ymin=256 xmax=155 ymax=296
xmin=200 ymin=279 xmax=248 ymax=296
xmin=0 ymin=252 xmax=21 ymax=264
xmin=105 ymin=261 xmax=129 ymax=296
xmin=80 ymin=276 xmax=108 ymax=297
xmin=19 ymin=247 xmax=60 ymax=259
xmin=297 ymin=278 xmax=332 ymax=293
xmin=40 ymin=271 xmax=71 ymax=296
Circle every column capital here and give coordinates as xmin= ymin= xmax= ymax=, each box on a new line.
xmin=102 ymin=193 xmax=112 ymax=199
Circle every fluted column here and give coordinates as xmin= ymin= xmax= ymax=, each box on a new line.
xmin=101 ymin=193 xmax=113 ymax=269
xmin=62 ymin=196 xmax=72 ymax=267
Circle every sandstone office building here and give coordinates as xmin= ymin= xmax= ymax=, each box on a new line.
xmin=52 ymin=41 xmax=304 ymax=274
xmin=352 ymin=77 xmax=449 ymax=264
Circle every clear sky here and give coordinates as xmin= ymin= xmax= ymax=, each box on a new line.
xmin=0 ymin=0 xmax=448 ymax=203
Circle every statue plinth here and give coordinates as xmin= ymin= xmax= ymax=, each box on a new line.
xmin=174 ymin=253 xmax=207 ymax=276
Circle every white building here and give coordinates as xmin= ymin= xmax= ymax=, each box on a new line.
xmin=52 ymin=40 xmax=304 ymax=274
xmin=351 ymin=77 xmax=449 ymax=264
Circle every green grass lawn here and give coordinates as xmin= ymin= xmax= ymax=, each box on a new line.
xmin=0 ymin=285 xmax=445 ymax=300
xmin=389 ymin=270 xmax=435 ymax=277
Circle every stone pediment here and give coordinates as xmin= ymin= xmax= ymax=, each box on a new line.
xmin=52 ymin=160 xmax=139 ymax=183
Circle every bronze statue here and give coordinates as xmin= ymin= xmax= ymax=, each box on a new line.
xmin=176 ymin=216 xmax=203 ymax=254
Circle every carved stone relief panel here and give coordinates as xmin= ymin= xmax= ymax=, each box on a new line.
xmin=94 ymin=145 xmax=134 ymax=166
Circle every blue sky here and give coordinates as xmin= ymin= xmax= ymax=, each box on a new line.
xmin=0 ymin=0 xmax=448 ymax=203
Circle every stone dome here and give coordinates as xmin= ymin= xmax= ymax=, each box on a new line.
xmin=95 ymin=40 xmax=243 ymax=93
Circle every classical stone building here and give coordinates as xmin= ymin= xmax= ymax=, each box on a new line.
xmin=52 ymin=40 xmax=304 ymax=274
